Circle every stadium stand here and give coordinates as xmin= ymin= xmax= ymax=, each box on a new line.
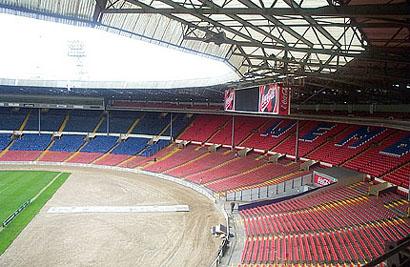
xmin=39 ymin=109 xmax=67 ymax=131
xmin=80 ymin=136 xmax=118 ymax=153
xmin=38 ymin=151 xmax=73 ymax=162
xmin=9 ymin=134 xmax=51 ymax=151
xmin=382 ymin=163 xmax=410 ymax=189
xmin=178 ymin=114 xmax=230 ymax=143
xmin=0 ymin=108 xmax=28 ymax=131
xmin=0 ymin=150 xmax=42 ymax=161
xmin=164 ymin=150 xmax=234 ymax=177
xmin=143 ymin=146 xmax=206 ymax=172
xmin=97 ymin=111 xmax=140 ymax=133
xmin=49 ymin=135 xmax=85 ymax=152
xmin=110 ymin=137 xmax=149 ymax=155
xmin=93 ymin=154 xmax=132 ymax=166
xmin=131 ymin=112 xmax=170 ymax=135
xmin=64 ymin=110 xmax=102 ymax=132
xmin=0 ymin=134 xmax=11 ymax=150
xmin=239 ymin=182 xmax=410 ymax=265
xmin=65 ymin=152 xmax=103 ymax=164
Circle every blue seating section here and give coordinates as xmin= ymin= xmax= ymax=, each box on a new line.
xmin=10 ymin=134 xmax=51 ymax=151
xmin=81 ymin=136 xmax=118 ymax=153
xmin=162 ymin=116 xmax=192 ymax=137
xmin=50 ymin=135 xmax=85 ymax=152
xmin=300 ymin=123 xmax=335 ymax=142
xmin=111 ymin=137 xmax=149 ymax=155
xmin=140 ymin=140 xmax=170 ymax=157
xmin=40 ymin=109 xmax=67 ymax=131
xmin=131 ymin=113 xmax=170 ymax=135
xmin=97 ymin=111 xmax=140 ymax=134
xmin=380 ymin=134 xmax=410 ymax=157
xmin=272 ymin=121 xmax=296 ymax=137
xmin=335 ymin=127 xmax=385 ymax=148
xmin=0 ymin=134 xmax=11 ymax=150
xmin=0 ymin=108 xmax=27 ymax=131
xmin=64 ymin=110 xmax=102 ymax=132
xmin=260 ymin=120 xmax=281 ymax=136
xmin=23 ymin=110 xmax=39 ymax=131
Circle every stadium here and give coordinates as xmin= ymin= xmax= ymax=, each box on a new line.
xmin=0 ymin=1 xmax=409 ymax=267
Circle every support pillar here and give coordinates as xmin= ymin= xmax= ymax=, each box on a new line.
xmin=295 ymin=120 xmax=299 ymax=162
xmin=231 ymin=116 xmax=235 ymax=150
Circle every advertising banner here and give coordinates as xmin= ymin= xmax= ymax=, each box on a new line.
xmin=313 ymin=173 xmax=336 ymax=186
xmin=224 ymin=89 xmax=235 ymax=111
xmin=258 ymin=83 xmax=290 ymax=114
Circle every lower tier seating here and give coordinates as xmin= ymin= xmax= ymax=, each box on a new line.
xmin=65 ymin=152 xmax=103 ymax=164
xmin=93 ymin=154 xmax=132 ymax=166
xmin=39 ymin=151 xmax=74 ymax=162
xmin=239 ymin=182 xmax=410 ymax=265
xmin=0 ymin=150 xmax=42 ymax=161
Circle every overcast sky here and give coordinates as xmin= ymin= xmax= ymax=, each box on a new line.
xmin=0 ymin=13 xmax=236 ymax=82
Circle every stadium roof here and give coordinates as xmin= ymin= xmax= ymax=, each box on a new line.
xmin=0 ymin=0 xmax=409 ymax=100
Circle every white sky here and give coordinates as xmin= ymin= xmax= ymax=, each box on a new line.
xmin=0 ymin=13 xmax=236 ymax=82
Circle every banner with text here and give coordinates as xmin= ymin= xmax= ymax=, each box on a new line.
xmin=258 ymin=83 xmax=290 ymax=115
xmin=313 ymin=173 xmax=336 ymax=187
xmin=224 ymin=89 xmax=235 ymax=111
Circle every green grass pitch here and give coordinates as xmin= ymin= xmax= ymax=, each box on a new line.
xmin=0 ymin=170 xmax=70 ymax=255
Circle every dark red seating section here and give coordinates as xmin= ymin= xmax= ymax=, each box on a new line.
xmin=206 ymin=162 xmax=303 ymax=193
xmin=383 ymin=163 xmax=410 ymax=189
xmin=239 ymin=182 xmax=410 ymax=265
xmin=178 ymin=115 xmax=229 ymax=143
xmin=241 ymin=119 xmax=299 ymax=151
xmin=143 ymin=146 xmax=206 ymax=172
xmin=209 ymin=117 xmax=266 ymax=147
xmin=343 ymin=130 xmax=410 ymax=177
xmin=308 ymin=126 xmax=392 ymax=166
xmin=184 ymin=154 xmax=263 ymax=184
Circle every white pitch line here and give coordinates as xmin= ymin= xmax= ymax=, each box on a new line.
xmin=47 ymin=205 xmax=190 ymax=214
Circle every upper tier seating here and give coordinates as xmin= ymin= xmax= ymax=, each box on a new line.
xmin=23 ymin=110 xmax=39 ymax=131
xmin=39 ymin=109 xmax=67 ymax=131
xmin=49 ymin=135 xmax=85 ymax=152
xmin=81 ymin=136 xmax=118 ymax=153
xmin=0 ymin=134 xmax=12 ymax=150
xmin=0 ymin=108 xmax=27 ymax=131
xmin=64 ymin=110 xmax=102 ymax=132
xmin=178 ymin=115 xmax=229 ymax=143
xmin=140 ymin=140 xmax=170 ymax=157
xmin=161 ymin=114 xmax=193 ymax=137
xmin=9 ymin=134 xmax=51 ymax=151
xmin=110 ymin=138 xmax=149 ymax=155
xmin=239 ymin=182 xmax=410 ymax=265
xmin=96 ymin=111 xmax=140 ymax=134
xmin=131 ymin=112 xmax=170 ymax=135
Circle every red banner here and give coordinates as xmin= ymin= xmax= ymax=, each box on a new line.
xmin=313 ymin=174 xmax=335 ymax=186
xmin=258 ymin=83 xmax=290 ymax=114
xmin=224 ymin=89 xmax=235 ymax=111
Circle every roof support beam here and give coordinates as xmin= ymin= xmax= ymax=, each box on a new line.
xmin=102 ymin=3 xmax=410 ymax=18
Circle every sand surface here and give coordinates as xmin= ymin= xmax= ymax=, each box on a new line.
xmin=0 ymin=165 xmax=224 ymax=267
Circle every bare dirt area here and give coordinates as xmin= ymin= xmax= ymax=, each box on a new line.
xmin=0 ymin=165 xmax=225 ymax=267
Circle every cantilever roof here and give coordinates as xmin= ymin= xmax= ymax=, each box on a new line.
xmin=0 ymin=0 xmax=408 ymax=87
